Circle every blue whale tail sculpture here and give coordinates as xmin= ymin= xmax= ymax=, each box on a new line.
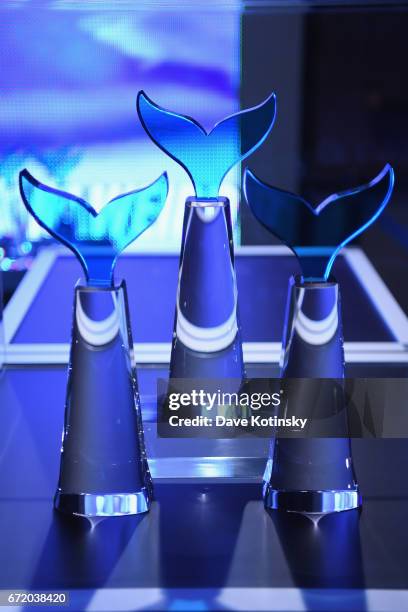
xmin=19 ymin=169 xmax=168 ymax=286
xmin=244 ymin=164 xmax=394 ymax=280
xmin=137 ymin=90 xmax=276 ymax=198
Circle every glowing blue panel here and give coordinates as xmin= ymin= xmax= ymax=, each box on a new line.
xmin=244 ymin=165 xmax=394 ymax=281
xmin=19 ymin=169 xmax=168 ymax=287
xmin=137 ymin=91 xmax=276 ymax=199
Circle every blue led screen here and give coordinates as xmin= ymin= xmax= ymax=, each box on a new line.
xmin=0 ymin=4 xmax=241 ymax=269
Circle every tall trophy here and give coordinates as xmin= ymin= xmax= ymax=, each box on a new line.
xmin=137 ymin=92 xmax=276 ymax=380
xmin=244 ymin=164 xmax=394 ymax=514
xmin=19 ymin=169 xmax=168 ymax=517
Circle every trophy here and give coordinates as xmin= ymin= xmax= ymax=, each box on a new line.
xmin=19 ymin=169 xmax=168 ymax=517
xmin=244 ymin=164 xmax=394 ymax=514
xmin=137 ymin=91 xmax=276 ymax=381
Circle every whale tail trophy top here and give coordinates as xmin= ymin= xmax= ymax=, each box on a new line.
xmin=244 ymin=165 xmax=394 ymax=280
xmin=19 ymin=169 xmax=169 ymax=287
xmin=137 ymin=91 xmax=276 ymax=198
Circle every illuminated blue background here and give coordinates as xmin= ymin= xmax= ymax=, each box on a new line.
xmin=0 ymin=1 xmax=241 ymax=270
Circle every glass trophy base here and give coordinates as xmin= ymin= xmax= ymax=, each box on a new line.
xmin=169 ymin=196 xmax=244 ymax=379
xmin=54 ymin=488 xmax=151 ymax=517
xmin=54 ymin=281 xmax=153 ymax=518
xmin=264 ymin=487 xmax=361 ymax=514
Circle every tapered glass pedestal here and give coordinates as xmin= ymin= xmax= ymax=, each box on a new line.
xmin=169 ymin=197 xmax=244 ymax=380
xmin=54 ymin=281 xmax=152 ymax=517
xmin=263 ymin=275 xmax=361 ymax=514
